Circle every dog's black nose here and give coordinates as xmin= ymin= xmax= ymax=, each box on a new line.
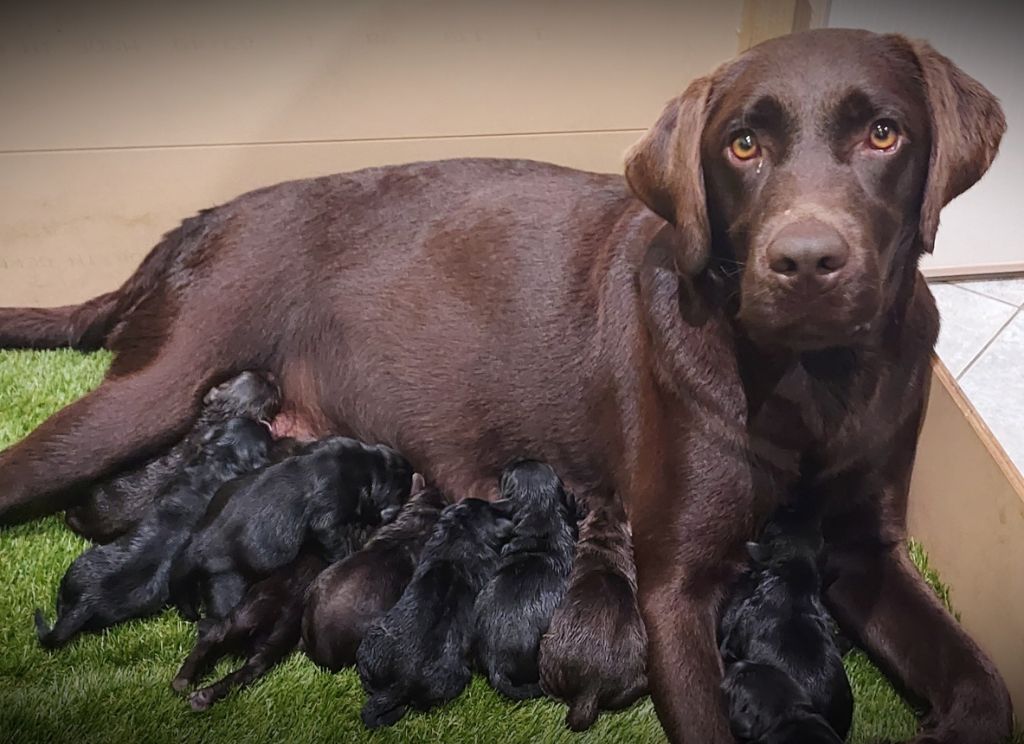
xmin=766 ymin=220 xmax=849 ymax=280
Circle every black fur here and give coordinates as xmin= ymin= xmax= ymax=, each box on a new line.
xmin=472 ymin=460 xmax=577 ymax=699
xmin=718 ymin=505 xmax=853 ymax=742
xmin=64 ymin=371 xmax=280 ymax=543
xmin=34 ymin=416 xmax=274 ymax=648
xmin=721 ymin=661 xmax=844 ymax=744
xmin=171 ymin=552 xmax=327 ymax=710
xmin=302 ymin=475 xmax=446 ymax=671
xmin=171 ymin=436 xmax=413 ymax=621
xmin=356 ymin=498 xmax=512 ymax=728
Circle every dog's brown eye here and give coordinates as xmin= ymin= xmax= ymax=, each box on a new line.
xmin=868 ymin=120 xmax=899 ymax=150
xmin=730 ymin=130 xmax=760 ymax=161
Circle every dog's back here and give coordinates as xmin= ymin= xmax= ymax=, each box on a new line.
xmin=538 ymin=499 xmax=647 ymax=731
xmin=303 ymin=480 xmax=445 ymax=671
xmin=473 ymin=461 xmax=577 ymax=699
xmin=719 ymin=507 xmax=853 ymax=739
xmin=64 ymin=372 xmax=280 ymax=543
xmin=357 ymin=499 xmax=510 ymax=728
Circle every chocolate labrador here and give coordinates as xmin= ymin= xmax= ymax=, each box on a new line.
xmin=0 ymin=29 xmax=1009 ymax=743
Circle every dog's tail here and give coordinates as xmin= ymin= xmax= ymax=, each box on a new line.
xmin=565 ymin=693 xmax=600 ymax=732
xmin=0 ymin=210 xmax=214 ymax=351
xmin=0 ymin=291 xmax=121 ymax=350
xmin=490 ymin=671 xmax=543 ymax=701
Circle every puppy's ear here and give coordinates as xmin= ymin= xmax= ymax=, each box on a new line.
xmin=745 ymin=541 xmax=770 ymax=564
xmin=901 ymin=36 xmax=1005 ymax=253
xmin=490 ymin=498 xmax=515 ymax=519
xmin=624 ymin=76 xmax=713 ymax=274
xmin=380 ymin=505 xmax=402 ymax=524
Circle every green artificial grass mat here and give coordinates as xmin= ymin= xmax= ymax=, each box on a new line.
xmin=0 ymin=349 xmax=1006 ymax=743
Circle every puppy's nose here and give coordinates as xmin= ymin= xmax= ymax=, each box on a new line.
xmin=766 ymin=220 xmax=849 ymax=280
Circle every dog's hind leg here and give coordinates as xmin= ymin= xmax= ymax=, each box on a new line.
xmin=203 ymin=572 xmax=249 ymax=620
xmin=0 ymin=334 xmax=226 ymax=525
xmin=171 ymin=621 xmax=233 ymax=693
xmin=186 ymin=646 xmax=286 ymax=711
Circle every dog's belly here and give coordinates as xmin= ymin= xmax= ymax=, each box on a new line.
xmin=270 ymin=264 xmax=625 ymax=502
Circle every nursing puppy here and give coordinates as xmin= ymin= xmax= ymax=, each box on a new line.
xmin=357 ymin=498 xmax=512 ymax=729
xmin=34 ymin=415 xmax=274 ymax=648
xmin=721 ymin=661 xmax=844 ymax=744
xmin=172 ymin=436 xmax=413 ymax=620
xmin=171 ymin=551 xmax=327 ymax=711
xmin=64 ymin=371 xmax=280 ymax=543
xmin=302 ymin=474 xmax=446 ymax=671
xmin=472 ymin=460 xmax=577 ymax=699
xmin=538 ymin=498 xmax=647 ymax=731
xmin=718 ymin=506 xmax=853 ymax=742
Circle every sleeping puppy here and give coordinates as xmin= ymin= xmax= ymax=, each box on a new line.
xmin=472 ymin=460 xmax=577 ymax=699
xmin=171 ymin=551 xmax=327 ymax=711
xmin=172 ymin=436 xmax=413 ymax=620
xmin=64 ymin=371 xmax=280 ymax=543
xmin=538 ymin=497 xmax=647 ymax=731
xmin=302 ymin=474 xmax=445 ymax=671
xmin=357 ymin=498 xmax=512 ymax=728
xmin=721 ymin=661 xmax=844 ymax=744
xmin=718 ymin=505 xmax=853 ymax=742
xmin=34 ymin=415 xmax=274 ymax=648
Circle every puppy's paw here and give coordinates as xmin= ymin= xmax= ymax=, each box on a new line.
xmin=170 ymin=676 xmax=190 ymax=694
xmin=187 ymin=689 xmax=215 ymax=712
xmin=360 ymin=694 xmax=407 ymax=729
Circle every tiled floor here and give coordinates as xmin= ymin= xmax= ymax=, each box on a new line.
xmin=928 ymin=277 xmax=1024 ymax=477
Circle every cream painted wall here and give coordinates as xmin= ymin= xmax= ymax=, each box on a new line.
xmin=0 ymin=1 xmax=745 ymax=306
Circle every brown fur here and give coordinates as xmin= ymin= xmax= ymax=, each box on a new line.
xmin=301 ymin=476 xmax=445 ymax=671
xmin=0 ymin=30 xmax=1010 ymax=743
xmin=538 ymin=498 xmax=647 ymax=730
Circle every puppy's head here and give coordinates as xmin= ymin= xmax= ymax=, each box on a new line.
xmin=745 ymin=505 xmax=823 ymax=589
xmin=201 ymin=417 xmax=271 ymax=472
xmin=626 ymin=28 xmax=1004 ymax=351
xmin=202 ymin=371 xmax=281 ymax=421
xmin=499 ymin=459 xmax=572 ymax=516
xmin=363 ymin=446 xmax=415 ymax=525
xmin=437 ymin=498 xmax=514 ymax=552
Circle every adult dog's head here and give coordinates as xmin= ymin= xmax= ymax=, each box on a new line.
xmin=626 ymin=29 xmax=1004 ymax=351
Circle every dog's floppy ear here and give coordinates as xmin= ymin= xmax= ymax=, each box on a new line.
xmin=624 ymin=76 xmax=713 ymax=274
xmin=901 ymin=36 xmax=1005 ymax=253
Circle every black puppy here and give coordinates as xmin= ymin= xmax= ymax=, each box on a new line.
xmin=718 ymin=506 xmax=853 ymax=743
xmin=171 ymin=551 xmax=327 ymax=711
xmin=34 ymin=415 xmax=274 ymax=648
xmin=172 ymin=436 xmax=413 ymax=620
xmin=357 ymin=498 xmax=512 ymax=728
xmin=722 ymin=661 xmax=844 ymax=744
xmin=64 ymin=371 xmax=281 ymax=543
xmin=302 ymin=474 xmax=446 ymax=671
xmin=472 ymin=460 xmax=577 ymax=699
